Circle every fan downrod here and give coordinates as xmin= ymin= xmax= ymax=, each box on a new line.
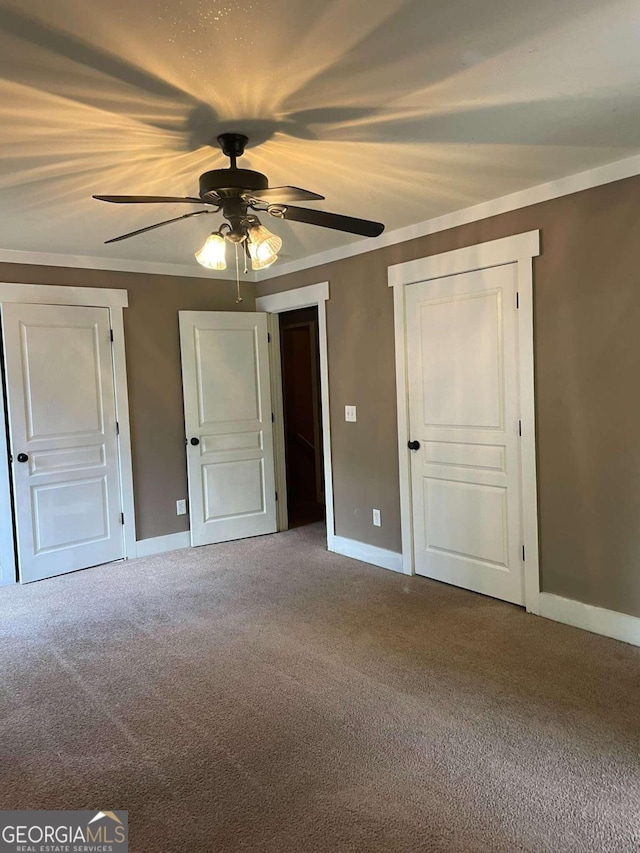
xmin=217 ymin=133 xmax=249 ymax=169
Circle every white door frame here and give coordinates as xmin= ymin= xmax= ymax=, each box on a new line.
xmin=255 ymin=283 xmax=336 ymax=549
xmin=388 ymin=231 xmax=541 ymax=613
xmin=0 ymin=283 xmax=136 ymax=585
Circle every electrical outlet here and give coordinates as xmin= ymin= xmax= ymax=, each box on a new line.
xmin=176 ymin=499 xmax=187 ymax=516
xmin=372 ymin=508 xmax=381 ymax=527
xmin=345 ymin=405 xmax=357 ymax=422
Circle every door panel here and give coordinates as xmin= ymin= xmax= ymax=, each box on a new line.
xmin=406 ymin=264 xmax=524 ymax=604
xmin=419 ymin=290 xmax=504 ymax=429
xmin=180 ymin=312 xmax=276 ymax=546
xmin=21 ymin=323 xmax=105 ymax=438
xmin=423 ymin=479 xmax=508 ymax=566
xmin=32 ymin=478 xmax=109 ymax=552
xmin=196 ymin=328 xmax=261 ymax=423
xmin=2 ymin=303 xmax=124 ymax=583
xmin=203 ymin=459 xmax=265 ymax=520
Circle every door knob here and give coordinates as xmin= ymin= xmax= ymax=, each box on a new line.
xmin=407 ymin=440 xmax=420 ymax=451
xmin=190 ymin=437 xmax=200 ymax=446
xmin=16 ymin=453 xmax=29 ymax=463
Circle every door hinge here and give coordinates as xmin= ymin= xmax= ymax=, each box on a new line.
xmin=120 ymin=512 xmax=125 ymax=525
xmin=271 ymin=412 xmax=274 ymax=423
xmin=518 ymin=419 xmax=522 ymax=437
xmin=110 ymin=328 xmax=114 ymax=342
xmin=275 ymin=491 xmax=278 ymax=502
xmin=267 ymin=332 xmax=271 ymax=343
xmin=515 ymin=292 xmax=520 ymax=309
xmin=116 ymin=421 xmax=120 ymax=435
xmin=522 ymin=545 xmax=525 ymax=561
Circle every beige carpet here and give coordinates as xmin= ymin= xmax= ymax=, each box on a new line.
xmin=0 ymin=523 xmax=638 ymax=852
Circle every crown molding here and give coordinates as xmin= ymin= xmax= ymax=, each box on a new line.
xmin=0 ymin=247 xmax=259 ymax=282
xmin=257 ymin=151 xmax=640 ymax=281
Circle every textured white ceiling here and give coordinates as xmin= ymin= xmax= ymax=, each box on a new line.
xmin=0 ymin=0 xmax=639 ymax=271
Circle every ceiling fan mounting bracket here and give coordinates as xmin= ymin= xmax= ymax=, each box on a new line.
xmin=217 ymin=133 xmax=249 ymax=168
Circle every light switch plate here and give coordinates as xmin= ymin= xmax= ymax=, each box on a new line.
xmin=372 ymin=508 xmax=381 ymax=527
xmin=345 ymin=405 xmax=357 ymax=422
xmin=176 ymin=499 xmax=187 ymax=516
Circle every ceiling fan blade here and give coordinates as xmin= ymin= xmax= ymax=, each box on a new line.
xmin=270 ymin=205 xmax=384 ymax=237
xmin=105 ymin=210 xmax=214 ymax=244
xmin=246 ymin=186 xmax=325 ymax=203
xmin=94 ymin=194 xmax=207 ymax=204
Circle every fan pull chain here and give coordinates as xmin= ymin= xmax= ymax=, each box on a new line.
xmin=234 ymin=242 xmax=243 ymax=303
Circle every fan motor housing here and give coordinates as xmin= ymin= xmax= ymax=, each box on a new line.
xmin=199 ymin=168 xmax=268 ymax=200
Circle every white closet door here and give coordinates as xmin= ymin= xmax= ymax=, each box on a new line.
xmin=2 ymin=303 xmax=124 ymax=583
xmin=179 ymin=311 xmax=277 ymax=546
xmin=406 ymin=264 xmax=525 ymax=604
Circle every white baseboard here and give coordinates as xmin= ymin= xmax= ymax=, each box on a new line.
xmin=135 ymin=531 xmax=191 ymax=558
xmin=539 ymin=592 xmax=640 ymax=647
xmin=330 ymin=535 xmax=404 ymax=574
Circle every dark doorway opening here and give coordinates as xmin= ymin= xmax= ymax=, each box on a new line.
xmin=279 ymin=307 xmax=325 ymax=529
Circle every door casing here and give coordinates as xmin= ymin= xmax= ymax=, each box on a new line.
xmin=256 ymin=282 xmax=335 ymax=549
xmin=388 ymin=231 xmax=541 ymax=614
xmin=0 ymin=283 xmax=135 ymax=585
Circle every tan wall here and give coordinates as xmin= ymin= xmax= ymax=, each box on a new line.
xmin=0 ymin=263 xmax=255 ymax=541
xmin=257 ymin=173 xmax=640 ymax=619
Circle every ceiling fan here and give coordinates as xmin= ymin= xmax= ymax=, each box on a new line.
xmin=93 ymin=133 xmax=385 ymax=271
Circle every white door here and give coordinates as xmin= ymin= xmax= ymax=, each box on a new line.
xmin=179 ymin=311 xmax=277 ymax=546
xmin=406 ymin=263 xmax=524 ymax=604
xmin=2 ymin=303 xmax=124 ymax=583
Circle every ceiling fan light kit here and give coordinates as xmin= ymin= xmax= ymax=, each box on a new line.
xmin=194 ymin=219 xmax=282 ymax=271
xmin=93 ymin=132 xmax=384 ymax=272
xmin=194 ymin=232 xmax=227 ymax=270
xmin=246 ymin=222 xmax=282 ymax=270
